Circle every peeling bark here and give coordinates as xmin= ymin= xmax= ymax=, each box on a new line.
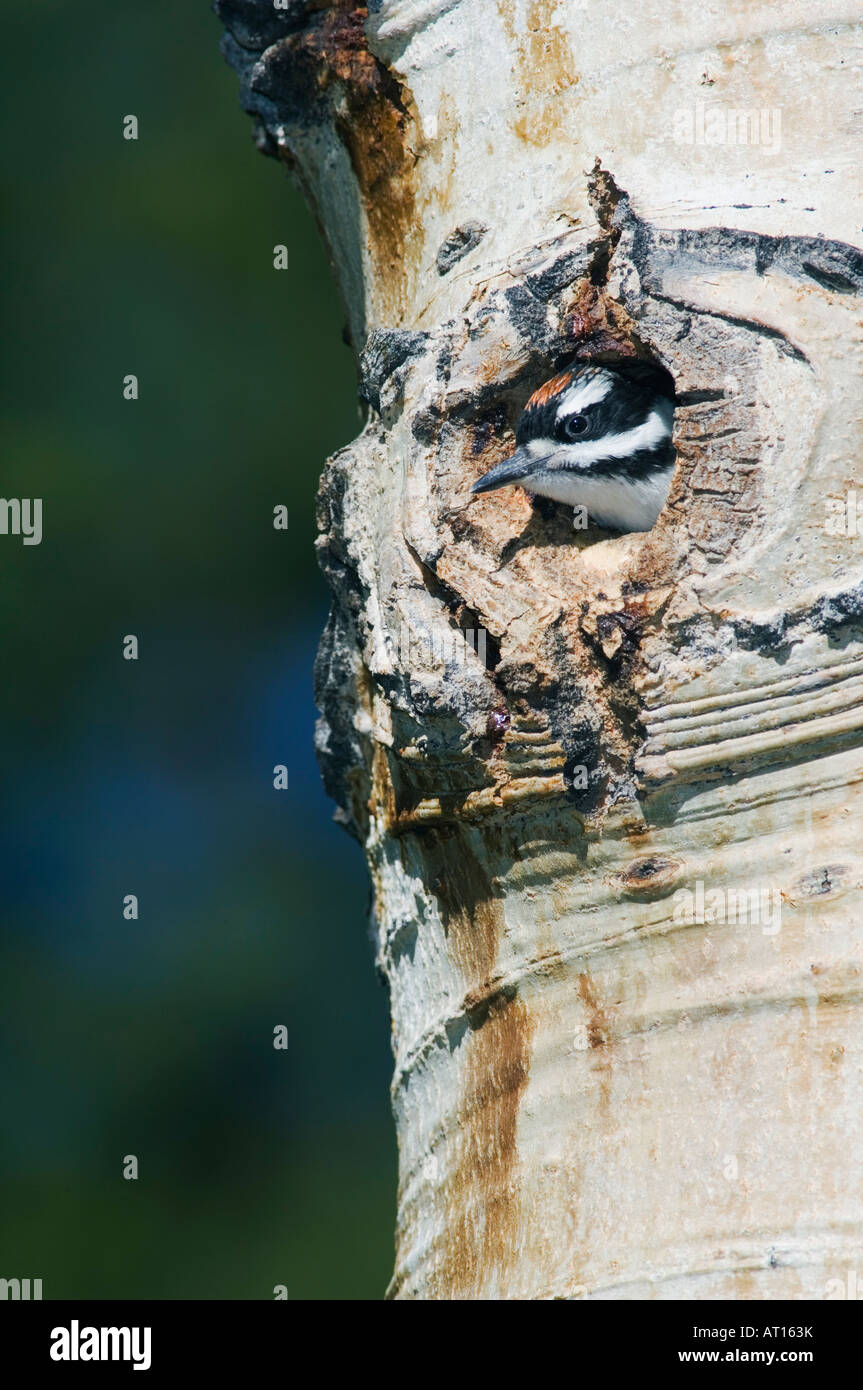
xmin=218 ymin=0 xmax=863 ymax=1299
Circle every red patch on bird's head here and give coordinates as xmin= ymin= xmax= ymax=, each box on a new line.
xmin=524 ymin=371 xmax=574 ymax=410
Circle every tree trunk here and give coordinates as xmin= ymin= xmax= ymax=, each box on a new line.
xmin=217 ymin=0 xmax=863 ymax=1299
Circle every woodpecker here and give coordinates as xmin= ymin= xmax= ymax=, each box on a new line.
xmin=470 ymin=360 xmax=676 ymax=532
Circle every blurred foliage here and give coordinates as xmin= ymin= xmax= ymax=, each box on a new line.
xmin=0 ymin=1 xmax=396 ymax=1297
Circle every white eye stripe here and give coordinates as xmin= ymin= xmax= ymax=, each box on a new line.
xmin=554 ymin=371 xmax=614 ymax=420
xmin=553 ymin=406 xmax=673 ymax=469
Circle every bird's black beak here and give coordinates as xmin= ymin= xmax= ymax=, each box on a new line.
xmin=470 ymin=447 xmax=534 ymax=496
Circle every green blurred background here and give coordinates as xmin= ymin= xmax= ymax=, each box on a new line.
xmin=1 ymin=1 xmax=395 ymax=1297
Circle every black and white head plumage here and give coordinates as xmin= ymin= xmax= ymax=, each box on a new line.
xmin=471 ymin=360 xmax=677 ymax=533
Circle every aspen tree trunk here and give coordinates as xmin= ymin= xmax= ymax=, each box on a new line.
xmin=217 ymin=1 xmax=863 ymax=1299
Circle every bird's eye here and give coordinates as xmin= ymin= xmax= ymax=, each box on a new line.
xmin=563 ymin=414 xmax=588 ymax=439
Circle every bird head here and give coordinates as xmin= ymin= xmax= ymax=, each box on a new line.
xmin=470 ymin=360 xmax=677 ymax=531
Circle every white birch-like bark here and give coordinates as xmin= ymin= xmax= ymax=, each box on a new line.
xmin=219 ymin=0 xmax=863 ymax=1299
